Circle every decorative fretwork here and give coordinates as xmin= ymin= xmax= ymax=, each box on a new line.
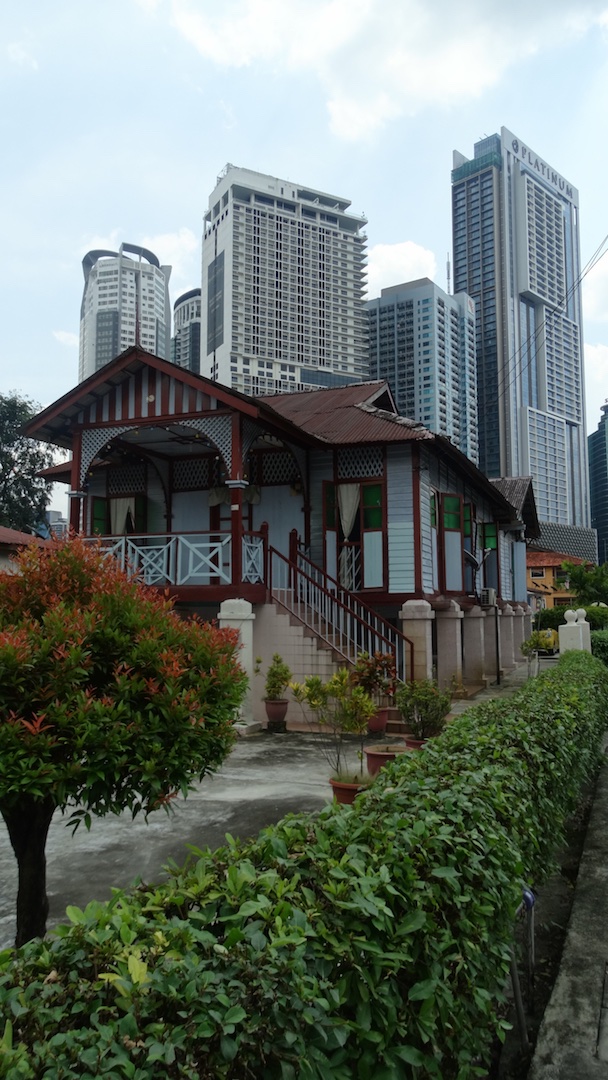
xmin=262 ymin=450 xmax=297 ymax=485
xmin=337 ymin=446 xmax=383 ymax=479
xmin=173 ymin=417 xmax=232 ymax=474
xmin=107 ymin=463 xmax=146 ymax=496
xmin=81 ymin=426 xmax=130 ymax=487
xmin=242 ymin=419 xmax=263 ymax=459
xmin=173 ymin=458 xmax=211 ymax=492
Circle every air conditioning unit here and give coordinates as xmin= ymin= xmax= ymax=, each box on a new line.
xmin=480 ymin=587 xmax=497 ymax=607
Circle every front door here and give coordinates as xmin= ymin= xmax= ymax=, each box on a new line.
xmin=324 ymin=481 xmax=384 ymax=591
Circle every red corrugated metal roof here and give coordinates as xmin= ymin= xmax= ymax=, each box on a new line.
xmin=257 ymin=383 xmax=433 ymax=444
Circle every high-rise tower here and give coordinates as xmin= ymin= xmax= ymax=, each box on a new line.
xmin=201 ymin=165 xmax=368 ymax=395
xmin=171 ymin=288 xmax=201 ymax=374
xmin=451 ymin=129 xmax=588 ymax=528
xmin=589 ymin=402 xmax=608 ymax=564
xmin=79 ymin=243 xmax=171 ymax=382
xmin=366 ymin=278 xmax=478 ymax=463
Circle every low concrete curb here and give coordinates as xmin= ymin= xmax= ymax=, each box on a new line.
xmin=528 ymin=752 xmax=608 ymax=1079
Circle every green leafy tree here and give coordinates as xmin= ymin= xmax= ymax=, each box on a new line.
xmin=562 ymin=560 xmax=608 ymax=606
xmin=0 ymin=392 xmax=54 ymax=533
xmin=0 ymin=537 xmax=247 ymax=946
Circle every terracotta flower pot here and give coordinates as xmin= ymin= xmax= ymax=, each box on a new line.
xmin=364 ymin=744 xmax=408 ymax=777
xmin=265 ymin=699 xmax=288 ymax=732
xmin=329 ymin=777 xmax=366 ymax=804
xmin=404 ymin=734 xmax=427 ymax=750
xmin=368 ymin=707 xmax=389 ymax=734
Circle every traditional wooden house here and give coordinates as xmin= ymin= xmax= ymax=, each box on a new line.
xmin=26 ymin=347 xmax=534 ymax=711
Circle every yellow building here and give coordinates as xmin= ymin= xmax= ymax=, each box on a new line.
xmin=526 ymin=549 xmax=587 ymax=611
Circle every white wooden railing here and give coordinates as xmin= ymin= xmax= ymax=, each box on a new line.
xmin=88 ymin=531 xmax=265 ymax=587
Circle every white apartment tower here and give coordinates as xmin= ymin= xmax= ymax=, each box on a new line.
xmin=79 ymin=243 xmax=171 ymax=382
xmin=172 ymin=288 xmax=201 ymax=374
xmin=201 ymin=165 xmax=368 ymax=394
xmin=452 ymin=128 xmax=588 ymax=527
xmin=366 ymin=278 xmax=478 ymax=464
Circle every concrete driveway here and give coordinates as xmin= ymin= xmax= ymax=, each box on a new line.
xmin=0 ymin=732 xmax=335 ymax=949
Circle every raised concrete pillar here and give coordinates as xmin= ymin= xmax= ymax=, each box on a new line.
xmin=218 ymin=598 xmax=256 ymax=724
xmin=435 ymin=600 xmax=464 ymax=689
xmin=399 ymin=600 xmax=434 ymax=683
xmin=462 ymin=605 xmax=488 ymax=687
xmin=500 ymin=604 xmax=516 ymax=671
xmin=559 ymin=609 xmax=584 ymax=653
xmin=512 ymin=605 xmax=525 ymax=660
xmin=522 ymin=605 xmax=533 ymax=641
xmin=483 ymin=605 xmax=502 ymax=685
xmin=576 ymin=609 xmax=592 ymax=652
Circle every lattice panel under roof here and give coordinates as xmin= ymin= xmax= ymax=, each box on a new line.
xmin=173 ymin=458 xmax=211 ymax=492
xmin=242 ymin=419 xmax=263 ymax=459
xmin=337 ymin=446 xmax=383 ymax=479
xmin=81 ymin=427 xmax=130 ymax=487
xmin=107 ymin=463 xmax=146 ymax=495
xmin=262 ymin=451 xmax=296 ymax=485
xmin=175 ymin=417 xmax=232 ymax=473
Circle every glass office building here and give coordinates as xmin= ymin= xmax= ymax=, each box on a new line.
xmin=451 ymin=129 xmax=589 ymax=527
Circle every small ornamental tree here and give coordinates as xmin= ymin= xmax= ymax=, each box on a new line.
xmin=0 ymin=536 xmax=247 ymax=946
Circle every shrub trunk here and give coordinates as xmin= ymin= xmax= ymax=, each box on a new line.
xmin=1 ymin=796 xmax=55 ymax=946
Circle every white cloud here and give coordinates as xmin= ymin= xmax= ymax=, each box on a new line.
xmin=140 ymin=227 xmax=200 ymax=292
xmin=164 ymin=0 xmax=606 ymax=140
xmin=584 ymin=342 xmax=608 ymax=431
xmin=7 ymin=43 xmax=38 ymax=70
xmin=53 ymin=330 xmax=78 ymax=348
xmin=366 ymin=241 xmax=437 ymax=299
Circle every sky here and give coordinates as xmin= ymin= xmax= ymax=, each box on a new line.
xmin=2 ymin=0 xmax=608 ymax=508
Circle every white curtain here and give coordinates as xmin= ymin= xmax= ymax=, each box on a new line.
xmin=337 ymin=484 xmax=360 ymax=590
xmin=110 ymin=497 xmax=136 ymax=535
xmin=337 ymin=484 xmax=360 ymax=541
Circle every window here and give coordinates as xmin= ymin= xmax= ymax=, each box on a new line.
xmin=530 ymin=568 xmax=545 ymax=579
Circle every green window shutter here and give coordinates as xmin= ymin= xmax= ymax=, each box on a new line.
xmin=362 ymin=483 xmax=382 ymax=529
xmin=483 ymin=523 xmax=498 ymax=550
xmin=443 ymin=495 xmax=461 ymax=531
xmin=134 ymin=495 xmax=147 ymax=532
xmin=463 ymin=503 xmax=472 ymax=538
xmin=92 ymin=498 xmax=108 ymax=536
xmin=430 ymin=492 xmax=437 ymax=528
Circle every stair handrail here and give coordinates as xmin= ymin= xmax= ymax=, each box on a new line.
xmin=268 ymin=545 xmax=413 ymax=683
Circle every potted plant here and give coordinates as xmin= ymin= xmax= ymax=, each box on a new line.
xmin=350 ymin=651 xmax=397 ymax=733
xmin=395 ymin=678 xmax=452 ymax=749
xmin=520 ymin=630 xmax=547 ymax=677
xmin=291 ymin=669 xmax=376 ymax=803
xmin=256 ymin=654 xmax=292 ymax=732
xmin=363 ymin=741 xmax=408 ymax=777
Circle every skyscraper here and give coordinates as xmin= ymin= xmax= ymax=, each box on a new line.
xmin=589 ymin=402 xmax=608 ymax=564
xmin=201 ymin=164 xmax=368 ymax=395
xmin=366 ymin=278 xmax=478 ymax=463
xmin=172 ymin=288 xmax=201 ymax=374
xmin=451 ymin=129 xmax=588 ymax=528
xmin=79 ymin=243 xmax=171 ymax=382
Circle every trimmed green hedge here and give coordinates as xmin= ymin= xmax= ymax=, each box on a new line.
xmin=1 ymin=652 xmax=607 ymax=1079
xmin=591 ymin=629 xmax=608 ymax=666
xmin=535 ymin=604 xmax=608 ymax=631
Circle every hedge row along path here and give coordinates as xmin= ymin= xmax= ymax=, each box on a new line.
xmin=1 ymin=651 xmax=607 ymax=1079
